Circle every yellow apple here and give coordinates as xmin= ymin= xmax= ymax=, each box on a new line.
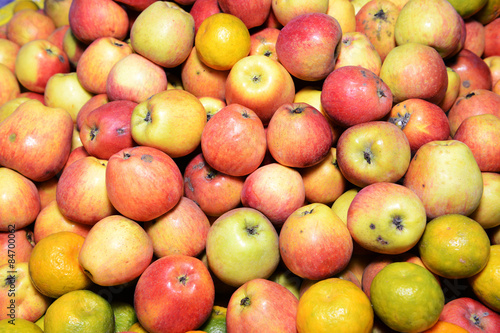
xmin=44 ymin=72 xmax=94 ymax=123
xmin=327 ymin=0 xmax=356 ymax=33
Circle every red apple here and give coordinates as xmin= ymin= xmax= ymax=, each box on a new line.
xmin=183 ymin=153 xmax=244 ymax=217
xmin=181 ymin=47 xmax=229 ymax=101
xmin=77 ymin=37 xmax=134 ymax=94
xmin=106 ymin=53 xmax=168 ymax=104
xmin=224 ymin=54 xmax=295 ymax=125
xmin=464 ymin=19 xmax=485 ymax=57
xmin=69 ymin=0 xmax=129 ymax=44
xmin=483 ymin=17 xmax=500 ymax=58
xmin=379 ymin=43 xmax=448 ymax=105
xmin=56 ymin=156 xmax=116 ymax=225
xmin=447 ymin=89 xmax=500 ymax=136
xmin=249 ymin=27 xmax=280 ymax=61
xmin=144 ymin=196 xmax=210 ymax=258
xmin=14 ymin=39 xmax=70 ymax=94
xmin=189 ymin=0 xmax=222 ymax=34
xmin=0 ymin=64 xmax=19 ymax=106
xmin=0 ymin=38 xmax=20 ymax=73
xmin=6 ymin=9 xmax=55 ymax=46
xmin=35 ymin=177 xmax=58 ymax=209
xmin=79 ymin=100 xmax=137 ymax=160
xmin=226 ymin=279 xmax=298 ymax=333
xmin=439 ymin=297 xmax=500 ymax=333
xmin=63 ymin=145 xmax=90 ymax=171
xmin=76 ymin=93 xmax=109 ymax=131
xmin=0 ymin=228 xmax=34 ymax=266
xmin=34 ymin=200 xmax=92 ymax=243
xmin=106 ymin=146 xmax=184 ymax=222
xmin=276 ymin=12 xmax=342 ymax=81
xmin=453 ymin=114 xmax=500 ymax=172
xmin=387 ymin=98 xmax=451 ymax=154
xmin=240 ymin=163 xmax=305 ymax=226
xmin=280 ymin=202 xmax=353 ymax=280
xmin=46 ymin=25 xmax=70 ymax=50
xmin=114 ymin=0 xmax=156 ymax=11
xmin=321 ymin=65 xmax=393 ymax=128
xmin=355 ymin=0 xmax=400 ymax=62
xmin=0 ymin=167 xmax=40 ymax=231
xmin=266 ymin=102 xmax=333 ymax=168
xmin=200 ymin=103 xmax=267 ymax=177
xmin=0 ymin=99 xmax=73 ymax=182
xmin=218 ymin=0 xmax=272 ymax=29
xmin=134 ymin=255 xmax=215 ymax=333
xmin=446 ymin=48 xmax=492 ymax=97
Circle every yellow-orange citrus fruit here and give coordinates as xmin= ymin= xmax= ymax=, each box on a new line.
xmin=195 ymin=13 xmax=251 ymax=71
xmin=296 ymin=278 xmax=373 ymax=332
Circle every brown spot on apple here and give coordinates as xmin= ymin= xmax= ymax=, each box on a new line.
xmin=462 ymin=80 xmax=471 ymax=88
xmin=370 ymin=224 xmax=376 ymax=229
xmin=376 ymin=236 xmax=388 ymax=245
xmin=141 ymin=154 xmax=153 ymax=163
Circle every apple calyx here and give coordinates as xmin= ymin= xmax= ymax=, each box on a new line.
xmin=8 ymin=133 xmax=16 ymax=142
xmin=89 ymin=127 xmax=98 ymax=141
xmin=392 ymin=216 xmax=404 ymax=231
xmin=388 ymin=112 xmax=411 ymax=130
xmin=246 ymin=225 xmax=259 ymax=236
xmin=301 ymin=208 xmax=314 ymax=216
xmin=205 ymin=169 xmax=217 ymax=180
xmin=112 ymin=41 xmax=125 ymax=47
xmin=364 ymin=149 xmax=374 ymax=164
xmin=240 ymin=296 xmax=251 ymax=307
xmin=251 ymin=74 xmax=262 ymax=84
xmin=5 ymin=274 xmax=15 ymax=286
xmin=374 ymin=9 xmax=387 ymax=21
xmin=144 ymin=110 xmax=152 ymax=123
xmin=342 ymin=36 xmax=352 ymax=47
xmin=178 ymin=274 xmax=189 ymax=286
xmin=26 ymin=231 xmax=35 ymax=247
xmin=465 ymin=91 xmax=476 ymax=99
xmin=291 ymin=106 xmax=305 ymax=114
xmin=123 ymin=152 xmax=131 ymax=160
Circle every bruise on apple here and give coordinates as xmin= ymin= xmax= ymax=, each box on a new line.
xmin=141 ymin=154 xmax=154 ymax=163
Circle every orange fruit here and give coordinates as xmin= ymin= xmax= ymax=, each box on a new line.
xmin=28 ymin=231 xmax=93 ymax=298
xmin=370 ymin=262 xmax=444 ymax=332
xmin=468 ymin=244 xmax=500 ymax=312
xmin=422 ymin=320 xmax=469 ymax=333
xmin=195 ymin=13 xmax=251 ymax=71
xmin=296 ymin=278 xmax=373 ymax=333
xmin=418 ymin=214 xmax=491 ymax=279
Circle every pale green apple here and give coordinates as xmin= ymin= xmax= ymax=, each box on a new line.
xmin=206 ymin=207 xmax=280 ymax=287
xmin=331 ymin=188 xmax=361 ymax=224
xmin=130 ymin=1 xmax=195 ymax=68
xmin=131 ymin=89 xmax=206 ymax=158
xmin=403 ymin=140 xmax=484 ymax=219
xmin=347 ymin=182 xmax=427 ymax=255
xmin=394 ymin=0 xmax=465 ymax=59
xmin=44 ymin=72 xmax=94 ymax=123
xmin=469 ymin=172 xmax=500 ymax=229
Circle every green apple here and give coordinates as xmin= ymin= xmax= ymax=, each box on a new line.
xmin=347 ymin=182 xmax=427 ymax=254
xmin=206 ymin=207 xmax=280 ymax=287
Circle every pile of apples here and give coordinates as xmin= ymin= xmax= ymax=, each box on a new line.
xmin=1 ymin=0 xmax=500 ymax=332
